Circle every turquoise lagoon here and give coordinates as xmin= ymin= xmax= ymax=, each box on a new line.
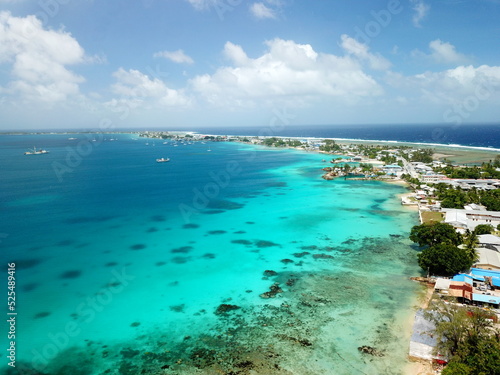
xmin=0 ymin=134 xmax=422 ymax=374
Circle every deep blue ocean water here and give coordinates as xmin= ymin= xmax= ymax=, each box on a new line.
xmin=0 ymin=130 xmax=452 ymax=374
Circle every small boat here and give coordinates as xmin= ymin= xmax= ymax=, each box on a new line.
xmin=24 ymin=147 xmax=49 ymax=155
xmin=156 ymin=158 xmax=170 ymax=163
xmin=68 ymin=137 xmax=77 ymax=140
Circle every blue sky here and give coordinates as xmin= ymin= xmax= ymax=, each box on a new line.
xmin=0 ymin=0 xmax=499 ymax=130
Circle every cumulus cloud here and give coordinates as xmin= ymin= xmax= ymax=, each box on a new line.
xmin=388 ymin=64 xmax=500 ymax=112
xmin=250 ymin=2 xmax=276 ymax=19
xmin=415 ymin=65 xmax=500 ymax=93
xmin=411 ymin=0 xmax=430 ymax=27
xmin=0 ymin=11 xmax=86 ymax=102
xmin=412 ymin=39 xmax=469 ymax=65
xmin=428 ymin=39 xmax=469 ymax=64
xmin=223 ymin=41 xmax=250 ymax=66
xmin=190 ymin=37 xmax=383 ymax=107
xmin=110 ymin=68 xmax=191 ymax=107
xmin=154 ymin=49 xmax=194 ymax=64
xmin=340 ymin=34 xmax=391 ymax=70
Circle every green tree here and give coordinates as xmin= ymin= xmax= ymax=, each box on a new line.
xmin=462 ymin=230 xmax=479 ymax=263
xmin=494 ymin=154 xmax=500 ymax=168
xmin=410 ymin=222 xmax=462 ymax=247
xmin=442 ymin=362 xmax=472 ymax=375
xmin=410 ymin=148 xmax=434 ymax=163
xmin=458 ymin=335 xmax=500 ymax=375
xmin=426 ymin=301 xmax=498 ymax=357
xmin=417 ymin=243 xmax=473 ymax=276
xmin=480 ymin=189 xmax=500 ymax=211
xmin=473 ymin=224 xmax=494 ymax=235
xmin=439 ymin=188 xmax=468 ymax=209
xmin=432 ymin=301 xmax=500 ymax=375
xmin=319 ymin=139 xmax=341 ymax=153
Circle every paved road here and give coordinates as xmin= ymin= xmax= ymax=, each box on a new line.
xmin=399 ymin=157 xmax=420 ymax=179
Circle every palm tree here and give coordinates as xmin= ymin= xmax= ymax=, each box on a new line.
xmin=463 ymin=230 xmax=479 ymax=263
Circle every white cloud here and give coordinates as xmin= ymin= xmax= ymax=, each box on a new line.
xmin=250 ymin=2 xmax=276 ymax=19
xmin=388 ymin=65 xmax=500 ymax=111
xmin=110 ymin=68 xmax=191 ymax=107
xmin=340 ymin=34 xmax=391 ymax=70
xmin=411 ymin=0 xmax=430 ymax=27
xmin=154 ymin=49 xmax=194 ymax=64
xmin=223 ymin=42 xmax=250 ymax=66
xmin=411 ymin=39 xmax=469 ymax=65
xmin=0 ymin=11 xmax=87 ymax=103
xmin=416 ymin=65 xmax=500 ymax=92
xmin=428 ymin=39 xmax=469 ymax=64
xmin=190 ymin=38 xmax=383 ymax=107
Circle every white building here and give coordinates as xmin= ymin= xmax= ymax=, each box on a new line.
xmin=442 ymin=209 xmax=500 ymax=232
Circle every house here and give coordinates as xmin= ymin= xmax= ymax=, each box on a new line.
xmin=444 ymin=210 xmax=468 ymax=230
xmin=434 ymin=278 xmax=473 ymax=302
xmin=474 ymin=248 xmax=500 ymax=271
xmin=464 ymin=203 xmax=487 ymax=211
xmin=442 ymin=209 xmax=500 ymax=232
xmin=409 ymin=310 xmax=443 ymax=362
xmin=445 ymin=270 xmax=500 ymax=309
xmin=478 ymin=234 xmax=500 ymax=248
xmin=421 ymin=174 xmax=447 ymax=183
xmin=382 ymin=164 xmax=403 ymax=175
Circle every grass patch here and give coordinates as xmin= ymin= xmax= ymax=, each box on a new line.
xmin=421 ymin=211 xmax=444 ymax=224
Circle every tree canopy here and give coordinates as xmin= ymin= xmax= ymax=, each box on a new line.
xmin=433 ymin=184 xmax=500 ymax=211
xmin=428 ymin=302 xmax=500 ymax=375
xmin=473 ymin=224 xmax=494 ymax=235
xmin=417 ymin=243 xmax=473 ymax=276
xmin=410 ymin=222 xmax=462 ymax=248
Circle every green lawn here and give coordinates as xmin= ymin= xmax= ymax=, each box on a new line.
xmin=421 ymin=211 xmax=444 ymax=224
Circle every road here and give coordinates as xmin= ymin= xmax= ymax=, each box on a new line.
xmin=399 ymin=157 xmax=420 ymax=179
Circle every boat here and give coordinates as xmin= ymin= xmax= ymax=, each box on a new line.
xmin=24 ymin=147 xmax=49 ymax=155
xmin=156 ymin=158 xmax=170 ymax=163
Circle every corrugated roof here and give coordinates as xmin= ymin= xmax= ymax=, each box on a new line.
xmin=472 ymin=293 xmax=500 ymax=304
xmin=478 ymin=234 xmax=500 ymax=245
xmin=434 ymin=278 xmax=451 ymax=290
xmin=452 ymin=274 xmax=473 ymax=284
xmin=471 ymin=268 xmax=500 ymax=279
xmin=444 ymin=210 xmax=467 ymax=226
xmin=476 ymin=248 xmax=500 ymax=269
